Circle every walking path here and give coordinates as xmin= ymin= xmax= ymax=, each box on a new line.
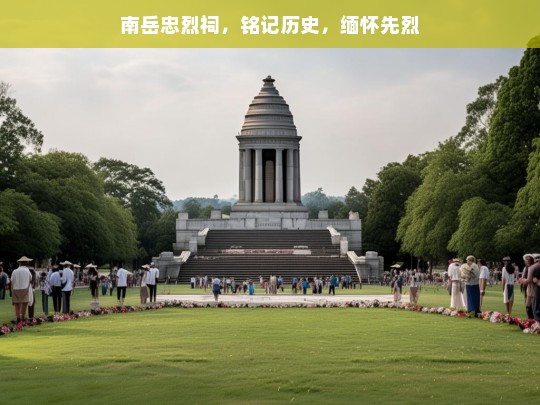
xmin=157 ymin=293 xmax=409 ymax=305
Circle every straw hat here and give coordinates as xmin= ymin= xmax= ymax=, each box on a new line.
xmin=17 ymin=256 xmax=33 ymax=262
xmin=62 ymin=260 xmax=73 ymax=266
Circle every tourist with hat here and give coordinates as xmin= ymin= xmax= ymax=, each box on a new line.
xmin=116 ymin=264 xmax=132 ymax=306
xmin=86 ymin=263 xmax=99 ymax=304
xmin=448 ymin=258 xmax=465 ymax=309
xmin=460 ymin=256 xmax=480 ymax=316
xmin=61 ymin=261 xmax=75 ymax=314
xmin=11 ymin=256 xmax=33 ymax=323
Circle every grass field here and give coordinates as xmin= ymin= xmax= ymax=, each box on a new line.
xmin=0 ymin=284 xmax=537 ymax=404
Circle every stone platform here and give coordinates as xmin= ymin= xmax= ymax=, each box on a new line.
xmin=157 ymin=294 xmax=409 ymax=306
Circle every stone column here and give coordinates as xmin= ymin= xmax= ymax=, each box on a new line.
xmin=297 ymin=148 xmax=302 ymax=201
xmin=239 ymin=149 xmax=245 ymax=202
xmin=286 ymin=148 xmax=294 ymax=203
xmin=275 ymin=149 xmax=283 ymax=203
xmin=244 ymin=148 xmax=252 ymax=202
xmin=293 ymin=149 xmax=300 ymax=202
xmin=254 ymin=148 xmax=263 ymax=203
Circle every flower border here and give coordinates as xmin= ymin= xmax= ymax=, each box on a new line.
xmin=1 ymin=300 xmax=539 ymax=336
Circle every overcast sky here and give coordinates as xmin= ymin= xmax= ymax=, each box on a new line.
xmin=0 ymin=48 xmax=524 ymax=201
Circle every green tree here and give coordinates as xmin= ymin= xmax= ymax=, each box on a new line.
xmin=495 ymin=138 xmax=540 ymax=252
xmin=0 ymin=82 xmax=44 ymax=190
xmin=302 ymin=187 xmax=330 ymax=219
xmin=455 ymin=76 xmax=506 ymax=152
xmin=479 ymin=48 xmax=540 ymax=205
xmin=344 ymin=186 xmax=368 ymax=218
xmin=327 ymin=200 xmax=348 ymax=219
xmin=0 ymin=189 xmax=61 ymax=262
xmin=18 ymin=151 xmax=137 ymax=263
xmin=363 ymin=156 xmax=422 ymax=263
xmin=182 ymin=198 xmax=202 ymax=219
xmin=448 ymin=197 xmax=512 ymax=260
xmin=94 ymin=158 xmax=172 ymax=222
xmin=397 ymin=140 xmax=473 ymax=263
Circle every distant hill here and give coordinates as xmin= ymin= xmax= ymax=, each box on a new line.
xmin=172 ymin=196 xmax=237 ymax=211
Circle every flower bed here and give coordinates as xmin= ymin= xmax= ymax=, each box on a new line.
xmin=1 ymin=300 xmax=539 ymax=336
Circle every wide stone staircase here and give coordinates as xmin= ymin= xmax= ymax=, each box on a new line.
xmin=179 ymin=230 xmax=359 ymax=284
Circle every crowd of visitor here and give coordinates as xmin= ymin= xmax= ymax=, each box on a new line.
xmin=2 ymin=252 xmax=540 ymax=324
xmin=0 ymin=258 xmax=161 ymax=322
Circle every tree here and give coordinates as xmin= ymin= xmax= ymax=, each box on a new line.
xmin=94 ymin=158 xmax=172 ymax=223
xmin=448 ymin=197 xmax=512 ymax=260
xmin=479 ymin=48 xmax=540 ymax=205
xmin=397 ymin=140 xmax=473 ymax=262
xmin=18 ymin=151 xmax=138 ymax=263
xmin=94 ymin=158 xmax=173 ymax=261
xmin=362 ymin=156 xmax=422 ymax=263
xmin=455 ymin=76 xmax=506 ymax=152
xmin=495 ymin=138 xmax=540 ymax=252
xmin=0 ymin=82 xmax=44 ymax=190
xmin=302 ymin=188 xmax=330 ymax=219
xmin=0 ymin=189 xmax=61 ymax=262
xmin=182 ymin=198 xmax=202 ymax=219
xmin=344 ymin=186 xmax=368 ymax=218
xmin=327 ymin=200 xmax=348 ymax=219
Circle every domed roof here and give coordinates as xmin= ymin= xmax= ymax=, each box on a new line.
xmin=240 ymin=76 xmax=297 ymax=137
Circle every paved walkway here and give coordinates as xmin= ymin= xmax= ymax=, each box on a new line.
xmin=157 ymin=293 xmax=409 ymax=305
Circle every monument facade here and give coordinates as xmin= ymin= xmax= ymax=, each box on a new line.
xmin=174 ymin=76 xmax=362 ymax=251
xmin=232 ymin=75 xmax=307 ymax=218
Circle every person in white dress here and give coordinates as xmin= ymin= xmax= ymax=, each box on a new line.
xmin=448 ymin=258 xmax=465 ymax=309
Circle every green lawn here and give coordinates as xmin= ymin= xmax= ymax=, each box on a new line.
xmin=0 ymin=284 xmax=536 ymax=404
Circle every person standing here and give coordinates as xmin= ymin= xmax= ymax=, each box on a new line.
xmin=392 ymin=270 xmax=402 ymax=303
xmin=530 ymin=254 xmax=540 ymax=322
xmin=501 ymin=257 xmax=515 ymax=315
xmin=27 ymin=267 xmax=37 ymax=318
xmin=11 ymin=256 xmax=33 ymax=323
xmin=448 ymin=258 xmax=465 ymax=309
xmin=61 ymin=261 xmax=75 ymax=314
xmin=109 ymin=267 xmax=117 ymax=296
xmin=147 ymin=263 xmax=159 ymax=303
xmin=212 ymin=276 xmax=221 ymax=302
xmin=39 ymin=271 xmax=51 ymax=315
xmin=328 ymin=275 xmax=338 ymax=296
xmin=292 ymin=276 xmax=298 ymax=294
xmin=140 ymin=265 xmax=150 ymax=304
xmin=116 ymin=265 xmax=132 ymax=306
xmin=0 ymin=263 xmax=8 ymax=300
xmin=460 ymin=256 xmax=480 ymax=316
xmin=86 ymin=264 xmax=99 ymax=303
xmin=520 ymin=254 xmax=535 ymax=319
xmin=49 ymin=266 xmax=62 ymax=314
xmin=478 ymin=259 xmax=490 ymax=310
xmin=409 ymin=270 xmax=420 ymax=305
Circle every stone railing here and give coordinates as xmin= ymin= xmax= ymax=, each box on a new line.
xmin=326 ymin=226 xmax=341 ymax=245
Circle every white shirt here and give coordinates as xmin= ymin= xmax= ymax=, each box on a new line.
xmin=49 ymin=271 xmax=61 ymax=287
xmin=61 ymin=267 xmax=74 ymax=291
xmin=117 ymin=268 xmax=132 ymax=287
xmin=502 ymin=268 xmax=515 ymax=285
xmin=147 ymin=267 xmax=159 ymax=285
xmin=448 ymin=263 xmax=461 ymax=281
xmin=479 ymin=266 xmax=490 ymax=280
xmin=11 ymin=265 xmax=32 ymax=289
